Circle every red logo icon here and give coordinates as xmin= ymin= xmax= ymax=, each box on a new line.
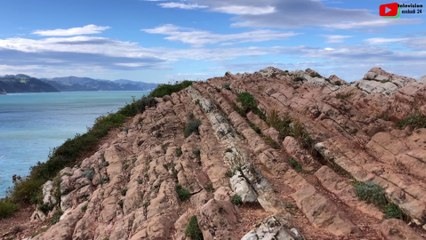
xmin=380 ymin=2 xmax=399 ymax=17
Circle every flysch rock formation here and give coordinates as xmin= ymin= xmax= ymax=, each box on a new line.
xmin=9 ymin=67 xmax=426 ymax=239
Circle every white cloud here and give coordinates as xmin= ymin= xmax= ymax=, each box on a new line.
xmin=323 ymin=35 xmax=351 ymax=43
xmin=33 ymin=24 xmax=110 ymax=37
xmin=213 ymin=5 xmax=275 ymax=15
xmin=365 ymin=37 xmax=408 ymax=44
xmin=158 ymin=2 xmax=208 ymax=9
xmin=323 ymin=19 xmax=417 ymax=29
xmin=143 ymin=24 xmax=298 ymax=46
xmin=168 ymin=0 xmax=422 ymax=29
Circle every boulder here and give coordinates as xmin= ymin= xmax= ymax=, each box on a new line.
xmin=242 ymin=216 xmax=303 ymax=240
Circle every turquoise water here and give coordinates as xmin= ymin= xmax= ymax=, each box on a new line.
xmin=0 ymin=91 xmax=149 ymax=198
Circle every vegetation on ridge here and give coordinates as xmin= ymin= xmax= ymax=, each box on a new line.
xmin=354 ymin=181 xmax=404 ymax=219
xmin=4 ymin=81 xmax=194 ymax=216
xmin=176 ymin=184 xmax=191 ymax=201
xmin=0 ymin=199 xmax=18 ymax=219
xmin=236 ymin=92 xmax=266 ymax=119
xmin=397 ymin=112 xmax=426 ymax=130
xmin=185 ymin=216 xmax=203 ymax=240
xmin=184 ymin=119 xmax=202 ymax=138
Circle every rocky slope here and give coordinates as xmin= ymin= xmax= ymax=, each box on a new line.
xmin=5 ymin=67 xmax=426 ymax=240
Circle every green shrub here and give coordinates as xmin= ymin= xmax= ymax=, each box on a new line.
xmin=175 ymin=147 xmax=183 ymax=157
xmin=263 ymin=136 xmax=280 ymax=149
xmin=0 ymin=200 xmax=19 ymax=219
xmin=354 ymin=182 xmax=387 ymax=207
xmin=397 ymin=113 xmax=426 ymax=129
xmin=11 ymin=178 xmax=45 ymax=204
xmin=385 ymin=203 xmax=403 ymax=219
xmin=184 ymin=119 xmax=202 ymax=138
xmin=50 ymin=209 xmax=63 ymax=224
xmin=185 ymin=216 xmax=203 ymax=240
xmin=267 ymin=110 xmax=292 ymax=140
xmin=236 ymin=92 xmax=265 ymax=119
xmin=83 ymin=168 xmax=95 ymax=181
xmin=231 ymin=194 xmax=243 ymax=206
xmin=291 ymin=121 xmax=314 ymax=151
xmin=176 ymin=184 xmax=191 ymax=201
xmin=38 ymin=203 xmax=54 ymax=214
xmin=289 ymin=158 xmax=302 ymax=172
xmin=150 ymin=81 xmax=193 ymax=98
xmin=118 ymin=96 xmax=156 ymax=116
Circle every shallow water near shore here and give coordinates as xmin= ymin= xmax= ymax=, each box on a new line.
xmin=0 ymin=91 xmax=149 ymax=198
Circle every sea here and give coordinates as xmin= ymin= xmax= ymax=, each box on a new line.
xmin=0 ymin=91 xmax=149 ymax=198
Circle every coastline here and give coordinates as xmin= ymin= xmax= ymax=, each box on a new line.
xmin=0 ymin=91 xmax=150 ymax=198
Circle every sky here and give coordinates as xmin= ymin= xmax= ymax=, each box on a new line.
xmin=0 ymin=0 xmax=424 ymax=83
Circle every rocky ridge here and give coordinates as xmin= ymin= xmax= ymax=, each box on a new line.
xmin=5 ymin=67 xmax=426 ymax=240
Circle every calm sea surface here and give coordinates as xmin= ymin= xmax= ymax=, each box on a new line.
xmin=0 ymin=91 xmax=149 ymax=198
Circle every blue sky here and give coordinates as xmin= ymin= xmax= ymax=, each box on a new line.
xmin=0 ymin=0 xmax=424 ymax=82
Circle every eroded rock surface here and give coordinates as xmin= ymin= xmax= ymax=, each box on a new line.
xmin=17 ymin=67 xmax=426 ymax=240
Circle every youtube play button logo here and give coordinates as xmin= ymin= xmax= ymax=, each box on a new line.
xmin=380 ymin=2 xmax=400 ymax=17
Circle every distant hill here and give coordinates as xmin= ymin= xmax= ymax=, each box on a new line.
xmin=0 ymin=75 xmax=157 ymax=93
xmin=43 ymin=76 xmax=157 ymax=91
xmin=0 ymin=74 xmax=59 ymax=93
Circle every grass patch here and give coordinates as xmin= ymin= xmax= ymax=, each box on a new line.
xmin=354 ymin=181 xmax=405 ymax=220
xmin=185 ymin=216 xmax=203 ymax=240
xmin=236 ymin=92 xmax=265 ymax=119
xmin=266 ymin=110 xmax=314 ymax=151
xmin=267 ymin=110 xmax=292 ymax=141
xmin=289 ymin=158 xmax=302 ymax=172
xmin=354 ymin=182 xmax=387 ymax=207
xmin=0 ymin=200 xmax=19 ymax=219
xmin=385 ymin=203 xmax=404 ymax=219
xmin=184 ymin=119 xmax=202 ymax=138
xmin=176 ymin=184 xmax=191 ymax=201
xmin=291 ymin=121 xmax=315 ymax=151
xmin=263 ymin=135 xmax=281 ymax=149
xmin=231 ymin=194 xmax=243 ymax=206
xmin=149 ymin=80 xmax=193 ymax=98
xmin=397 ymin=113 xmax=426 ymax=129
xmin=50 ymin=209 xmax=63 ymax=224
xmin=5 ymin=81 xmax=193 ymax=209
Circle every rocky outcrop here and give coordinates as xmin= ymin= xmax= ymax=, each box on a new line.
xmin=12 ymin=67 xmax=426 ymax=240
xmin=241 ymin=216 xmax=302 ymax=240
xmin=354 ymin=67 xmax=416 ymax=95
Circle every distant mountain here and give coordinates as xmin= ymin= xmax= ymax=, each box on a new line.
xmin=0 ymin=74 xmax=59 ymax=93
xmin=43 ymin=76 xmax=157 ymax=91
